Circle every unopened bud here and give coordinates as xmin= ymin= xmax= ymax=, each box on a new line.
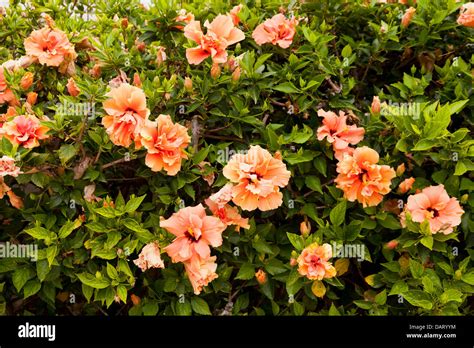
xmin=300 ymin=220 xmax=311 ymax=237
xmin=184 ymin=77 xmax=193 ymax=92
xmin=211 ymin=63 xmax=221 ymax=79
xmin=255 ymin=269 xmax=267 ymax=285
xmin=20 ymin=72 xmax=34 ymax=90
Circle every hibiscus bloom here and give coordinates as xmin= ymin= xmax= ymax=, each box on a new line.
xmin=205 ymin=184 xmax=250 ymax=231
xmin=1 ymin=114 xmax=50 ymax=149
xmin=398 ymin=177 xmax=415 ymax=194
xmin=139 ymin=114 xmax=190 ymax=176
xmin=317 ymin=109 xmax=365 ymax=161
xmin=223 ymin=145 xmax=291 ymax=211
xmin=457 ymin=3 xmax=474 ymax=27
xmin=335 ymin=146 xmax=396 ymax=207
xmin=134 ymin=242 xmax=165 ymax=271
xmin=24 ymin=26 xmax=76 ymax=67
xmin=0 ymin=67 xmax=15 ymax=105
xmin=162 ymin=204 xmax=226 ymax=264
xmin=252 ymin=14 xmax=298 ymax=48
xmin=297 ymin=243 xmax=336 ymax=281
xmin=184 ymin=255 xmax=218 ymax=295
xmin=174 ymin=9 xmax=195 ymax=30
xmin=401 ymin=184 xmax=464 ymax=235
xmin=0 ymin=156 xmax=21 ymax=177
xmin=102 ymin=83 xmax=150 ymax=148
xmin=184 ymin=14 xmax=245 ymax=65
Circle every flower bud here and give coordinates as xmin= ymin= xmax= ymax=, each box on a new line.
xmin=290 ymin=258 xmax=297 ymax=267
xmin=26 ymin=92 xmax=38 ymax=105
xmin=121 ymin=17 xmax=129 ymax=29
xmin=300 ymin=220 xmax=311 ymax=237
xmin=210 ymin=63 xmax=221 ymax=79
xmin=401 ymin=7 xmax=416 ymax=27
xmin=133 ymin=73 xmax=142 ymax=87
xmin=20 ymin=72 xmax=34 ymax=90
xmin=386 ymin=240 xmax=399 ymax=250
xmin=135 ymin=39 xmax=146 ymax=52
xmin=396 ymin=163 xmax=406 ymax=176
xmin=232 ymin=66 xmax=241 ymax=81
xmin=255 ymin=269 xmax=267 ymax=285
xmin=131 ymin=294 xmax=141 ymax=306
xmin=371 ymin=96 xmax=381 ymax=114
xmin=66 ymin=77 xmax=80 ymax=97
xmin=156 ymin=46 xmax=167 ymax=66
xmin=184 ymin=77 xmax=193 ymax=92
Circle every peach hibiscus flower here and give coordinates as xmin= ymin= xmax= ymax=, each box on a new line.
xmin=457 ymin=3 xmax=474 ymax=27
xmin=0 ymin=67 xmax=16 ymax=105
xmin=205 ymin=183 xmax=250 ymax=231
xmin=335 ymin=146 xmax=396 ymax=207
xmin=297 ymin=243 xmax=336 ymax=280
xmin=400 ymin=184 xmax=464 ymax=235
xmin=134 ymin=242 xmax=165 ymax=271
xmin=1 ymin=114 xmax=50 ymax=149
xmin=317 ymin=109 xmax=365 ymax=161
xmin=184 ymin=255 xmax=218 ymax=295
xmin=184 ymin=14 xmax=245 ymax=65
xmin=162 ymin=204 xmax=226 ymax=264
xmin=252 ymin=14 xmax=298 ymax=48
xmin=175 ymin=9 xmax=195 ymax=30
xmin=223 ymin=145 xmax=291 ymax=211
xmin=24 ymin=26 xmax=77 ymax=67
xmin=0 ymin=156 xmax=21 ymax=177
xmin=139 ymin=114 xmax=190 ymax=176
xmin=102 ymin=83 xmax=150 ymax=148
xmin=398 ymin=177 xmax=415 ymax=194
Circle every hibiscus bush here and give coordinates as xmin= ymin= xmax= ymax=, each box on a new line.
xmin=0 ymin=0 xmax=473 ymax=316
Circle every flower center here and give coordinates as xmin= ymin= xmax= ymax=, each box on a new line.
xmin=427 ymin=207 xmax=439 ymax=218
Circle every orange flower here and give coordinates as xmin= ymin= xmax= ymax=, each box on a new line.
xmin=0 ymin=67 xmax=15 ymax=105
xmin=134 ymin=242 xmax=165 ymax=271
xmin=6 ymin=190 xmax=23 ymax=209
xmin=1 ymin=114 xmax=50 ymax=149
xmin=20 ymin=72 xmax=34 ymax=90
xmin=102 ymin=83 xmax=150 ymax=148
xmin=255 ymin=269 xmax=267 ymax=284
xmin=317 ymin=109 xmax=365 ymax=161
xmin=401 ymin=7 xmax=416 ymax=27
xmin=205 ymin=184 xmax=250 ymax=231
xmin=139 ymin=114 xmax=190 ymax=176
xmin=24 ymin=26 xmax=76 ymax=67
xmin=184 ymin=14 xmax=245 ymax=65
xmin=457 ymin=3 xmax=474 ymax=27
xmin=229 ymin=4 xmax=243 ymax=25
xmin=223 ymin=145 xmax=291 ymax=211
xmin=0 ymin=156 xmax=21 ymax=177
xmin=398 ymin=177 xmax=415 ymax=194
xmin=252 ymin=14 xmax=298 ymax=48
xmin=401 ymin=184 xmax=464 ymax=235
xmin=26 ymin=92 xmax=38 ymax=105
xmin=162 ymin=204 xmax=226 ymax=264
xmin=297 ymin=243 xmax=336 ymax=280
xmin=66 ymin=77 xmax=80 ymax=97
xmin=335 ymin=146 xmax=396 ymax=207
xmin=183 ymin=255 xmax=218 ymax=295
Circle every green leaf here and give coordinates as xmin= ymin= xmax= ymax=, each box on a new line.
xmin=31 ymin=172 xmax=50 ymax=188
xmin=409 ymin=259 xmax=424 ymax=279
xmin=389 ymin=280 xmax=408 ymax=296
xmin=286 ymin=232 xmax=305 ymax=251
xmin=124 ymin=195 xmax=146 ymax=213
xmin=420 ymin=235 xmax=433 ymax=250
xmin=440 ymin=289 xmax=463 ymax=304
xmin=305 ymin=176 xmax=323 ymax=194
xmin=330 ymin=200 xmax=346 ymax=226
xmin=402 ymin=290 xmax=433 ymax=310
xmin=24 ymin=226 xmax=50 ymax=240
xmin=116 ymin=285 xmax=127 ymax=303
xmin=412 ymin=139 xmax=436 ymax=151
xmin=142 ymin=301 xmax=159 ymax=315
xmin=12 ymin=267 xmax=35 ymax=292
xmin=375 ymin=289 xmax=387 ymax=305
xmin=58 ymin=219 xmax=82 ymax=239
xmin=273 ymin=82 xmax=300 ymax=93
xmin=82 ymin=284 xmax=94 ymax=302
xmin=235 ymin=263 xmax=255 ymax=280
xmin=23 ymin=279 xmax=41 ymax=299
xmin=175 ymin=299 xmax=192 ymax=316
xmin=192 ymin=147 xmax=209 ymax=164
xmin=58 ymin=144 xmax=77 ymax=165
xmin=122 ymin=218 xmax=154 ymax=242
xmin=77 ymin=272 xmax=110 ymax=289
xmin=46 ymin=245 xmax=58 ymax=267
xmin=191 ymin=297 xmax=211 ymax=315
xmin=461 ymin=270 xmax=474 ymax=285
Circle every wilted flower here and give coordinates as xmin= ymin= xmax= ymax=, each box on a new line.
xmin=255 ymin=269 xmax=267 ymax=284
xmin=397 ymin=177 xmax=415 ymax=194
xmin=0 ymin=156 xmax=21 ymax=177
xmin=401 ymin=7 xmax=416 ymax=27
xmin=66 ymin=77 xmax=80 ymax=97
xmin=184 ymin=255 xmax=218 ymax=295
xmin=134 ymin=242 xmax=165 ymax=271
